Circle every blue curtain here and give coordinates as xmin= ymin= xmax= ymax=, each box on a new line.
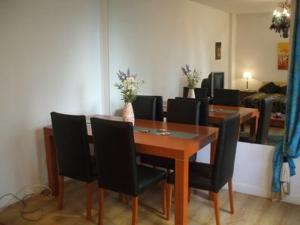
xmin=272 ymin=0 xmax=300 ymax=192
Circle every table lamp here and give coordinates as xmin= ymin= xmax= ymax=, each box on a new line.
xmin=243 ymin=71 xmax=252 ymax=90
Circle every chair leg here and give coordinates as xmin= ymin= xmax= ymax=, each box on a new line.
xmin=212 ymin=192 xmax=221 ymax=225
xmin=98 ymin=188 xmax=104 ymax=225
xmin=58 ymin=176 xmax=64 ymax=210
xmin=86 ymin=182 xmax=93 ymax=219
xmin=161 ymin=181 xmax=167 ymax=216
xmin=228 ymin=179 xmax=234 ymax=214
xmin=165 ymin=184 xmax=173 ymax=221
xmin=132 ymin=197 xmax=138 ymax=225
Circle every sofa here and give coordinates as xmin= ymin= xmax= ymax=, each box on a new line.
xmin=241 ymin=82 xmax=287 ymax=114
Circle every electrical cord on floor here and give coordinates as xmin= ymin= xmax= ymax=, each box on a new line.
xmin=0 ymin=185 xmax=53 ymax=222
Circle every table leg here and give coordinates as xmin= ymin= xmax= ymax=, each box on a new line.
xmin=210 ymin=139 xmax=218 ymax=165
xmin=209 ymin=138 xmax=218 ymax=200
xmin=249 ymin=116 xmax=258 ymax=138
xmin=44 ymin=128 xmax=59 ymax=196
xmin=175 ymin=159 xmax=189 ymax=225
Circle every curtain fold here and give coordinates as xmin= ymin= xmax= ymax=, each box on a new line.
xmin=272 ymin=0 xmax=300 ymax=193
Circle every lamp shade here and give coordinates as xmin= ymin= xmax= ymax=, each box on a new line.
xmin=243 ymin=71 xmax=252 ymax=79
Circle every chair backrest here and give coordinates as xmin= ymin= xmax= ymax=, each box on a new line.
xmin=90 ymin=118 xmax=138 ymax=196
xmin=256 ymin=98 xmax=273 ymax=144
xmin=183 ymin=87 xmax=209 ymax=99
xmin=201 ymin=72 xmax=224 ymax=96
xmin=174 ymin=97 xmax=209 ymax=126
xmin=132 ymin=95 xmax=157 ymax=120
xmin=167 ymin=99 xmax=200 ymax=125
xmin=209 ymin=72 xmax=224 ymax=89
xmin=153 ymin=96 xmax=164 ymax=121
xmin=212 ymin=89 xmax=241 ymax=106
xmin=201 ymin=78 xmax=210 ymax=89
xmin=132 ymin=95 xmax=163 ymax=121
xmin=50 ymin=112 xmax=94 ymax=182
xmin=212 ymin=113 xmax=240 ymax=192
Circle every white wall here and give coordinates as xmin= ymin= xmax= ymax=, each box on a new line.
xmin=108 ymin=0 xmax=231 ymax=114
xmin=0 ymin=0 xmax=107 ymax=207
xmin=233 ymin=12 xmax=288 ymax=90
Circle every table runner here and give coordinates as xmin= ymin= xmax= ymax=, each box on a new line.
xmin=134 ymin=126 xmax=198 ymax=139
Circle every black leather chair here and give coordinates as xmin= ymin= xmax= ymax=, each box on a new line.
xmin=140 ymin=99 xmax=200 ymax=170
xmin=175 ymin=97 xmax=209 ymax=126
xmin=212 ymin=89 xmax=241 ymax=106
xmin=167 ymin=99 xmax=200 ymax=125
xmin=183 ymin=87 xmax=209 ymax=99
xmin=50 ymin=112 xmax=96 ymax=219
xmin=165 ymin=113 xmax=240 ymax=225
xmin=90 ymin=118 xmax=166 ymax=225
xmin=240 ymin=97 xmax=273 ymax=144
xmin=132 ymin=95 xmax=163 ymax=121
xmin=201 ymin=72 xmax=224 ymax=97
xmin=132 ymin=96 xmax=157 ymax=120
xmin=201 ymin=78 xmax=210 ymax=89
xmin=154 ymin=96 xmax=164 ymax=121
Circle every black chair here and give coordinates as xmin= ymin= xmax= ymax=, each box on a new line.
xmin=183 ymin=87 xmax=209 ymax=99
xmin=50 ymin=112 xmax=96 ymax=219
xmin=154 ymin=96 xmax=164 ymax=121
xmin=140 ymin=99 xmax=200 ymax=170
xmin=90 ymin=118 xmax=166 ymax=225
xmin=201 ymin=78 xmax=210 ymax=89
xmin=132 ymin=95 xmax=163 ymax=121
xmin=165 ymin=113 xmax=240 ymax=225
xmin=175 ymin=97 xmax=209 ymax=126
xmin=210 ymin=72 xmax=225 ymax=89
xmin=212 ymin=89 xmax=241 ymax=106
xmin=201 ymin=72 xmax=224 ymax=97
xmin=167 ymin=99 xmax=200 ymax=125
xmin=132 ymin=96 xmax=157 ymax=120
xmin=240 ymin=97 xmax=273 ymax=144
xmin=201 ymin=72 xmax=224 ymax=89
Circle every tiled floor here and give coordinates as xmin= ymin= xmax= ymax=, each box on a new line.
xmin=0 ymin=180 xmax=299 ymax=225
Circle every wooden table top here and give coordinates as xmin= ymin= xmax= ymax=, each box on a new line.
xmin=163 ymin=102 xmax=259 ymax=125
xmin=208 ymin=104 xmax=259 ymax=124
xmin=44 ymin=115 xmax=219 ymax=160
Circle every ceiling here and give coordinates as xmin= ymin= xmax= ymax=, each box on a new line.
xmin=192 ymin=0 xmax=280 ymax=14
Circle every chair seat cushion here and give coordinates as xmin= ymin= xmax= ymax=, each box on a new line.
xmin=137 ymin=165 xmax=166 ymax=194
xmin=167 ymin=162 xmax=214 ymax=191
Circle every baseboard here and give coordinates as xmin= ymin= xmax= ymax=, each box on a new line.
xmin=230 ymin=182 xmax=272 ymax=199
xmin=282 ymin=196 xmax=300 ymax=205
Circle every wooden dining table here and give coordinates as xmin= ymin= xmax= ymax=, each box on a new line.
xmin=43 ymin=115 xmax=219 ymax=225
xmin=208 ymin=105 xmax=259 ymax=137
xmin=163 ymin=103 xmax=259 ymax=137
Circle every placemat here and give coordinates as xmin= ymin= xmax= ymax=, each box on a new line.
xmin=134 ymin=127 xmax=198 ymax=139
xmin=209 ymin=109 xmax=238 ymax=114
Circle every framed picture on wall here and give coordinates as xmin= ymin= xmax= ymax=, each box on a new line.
xmin=215 ymin=42 xmax=221 ymax=60
xmin=278 ymin=42 xmax=289 ymax=70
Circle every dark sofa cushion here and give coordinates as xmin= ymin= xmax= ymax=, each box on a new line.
xmin=278 ymin=86 xmax=287 ymax=95
xmin=259 ymin=82 xmax=280 ymax=94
